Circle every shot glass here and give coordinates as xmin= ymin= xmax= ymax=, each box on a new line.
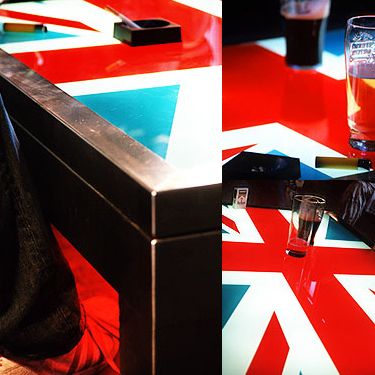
xmin=286 ymin=195 xmax=325 ymax=257
xmin=345 ymin=16 xmax=375 ymax=151
xmin=280 ymin=0 xmax=331 ymax=69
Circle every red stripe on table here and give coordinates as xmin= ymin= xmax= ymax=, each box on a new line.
xmin=223 ymin=43 xmax=353 ymax=156
xmin=222 ymin=214 xmax=239 ymax=233
xmin=222 ymin=145 xmax=255 ymax=161
xmin=13 ymin=43 xmax=217 ymax=83
xmin=246 ymin=312 xmax=289 ymax=375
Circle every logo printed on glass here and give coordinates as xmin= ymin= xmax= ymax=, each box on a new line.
xmin=350 ymin=33 xmax=375 ymax=63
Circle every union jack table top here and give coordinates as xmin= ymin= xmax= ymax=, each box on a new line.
xmin=223 ymin=30 xmax=375 ymax=180
xmin=222 ymin=205 xmax=375 ymax=375
xmin=0 ymin=0 xmax=222 ymax=185
xmin=0 ymin=3 xmax=222 ymax=373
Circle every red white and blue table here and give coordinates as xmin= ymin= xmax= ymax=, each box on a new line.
xmin=223 ymin=30 xmax=375 ymax=179
xmin=222 ymin=205 xmax=375 ymax=374
xmin=0 ymin=1 xmax=222 ymax=373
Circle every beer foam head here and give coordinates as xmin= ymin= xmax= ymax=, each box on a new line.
xmin=281 ymin=0 xmax=330 ymax=20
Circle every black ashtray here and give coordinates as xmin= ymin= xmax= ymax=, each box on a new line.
xmin=113 ymin=18 xmax=181 ymax=46
xmin=222 ymin=152 xmax=301 ymax=180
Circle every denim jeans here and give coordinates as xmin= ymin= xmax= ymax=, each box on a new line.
xmin=0 ymin=93 xmax=83 ymax=359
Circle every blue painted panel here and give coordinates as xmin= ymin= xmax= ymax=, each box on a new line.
xmin=326 ymin=217 xmax=361 ymax=241
xmin=222 ymin=284 xmax=250 ymax=328
xmin=0 ymin=30 xmax=76 ymax=44
xmin=325 ymin=29 xmax=345 ymax=56
xmin=76 ymin=85 xmax=180 ymax=158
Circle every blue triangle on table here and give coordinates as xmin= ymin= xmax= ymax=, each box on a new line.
xmin=325 ymin=29 xmax=345 ymax=57
xmin=222 ymin=284 xmax=250 ymax=328
xmin=76 ymin=85 xmax=180 ymax=159
xmin=222 ymin=228 xmax=229 ymax=234
xmin=0 ymin=30 xmax=77 ymax=44
xmin=267 ymin=150 xmax=330 ymax=180
xmin=326 ymin=216 xmax=361 ymax=241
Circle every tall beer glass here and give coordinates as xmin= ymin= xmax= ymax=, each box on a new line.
xmin=281 ymin=0 xmax=331 ymax=68
xmin=286 ymin=195 xmax=325 ymax=257
xmin=345 ymin=16 xmax=375 ymax=151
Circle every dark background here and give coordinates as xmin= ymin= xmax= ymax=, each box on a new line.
xmin=224 ymin=0 xmax=375 ymax=45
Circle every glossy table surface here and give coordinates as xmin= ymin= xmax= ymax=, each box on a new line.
xmin=0 ymin=3 xmax=222 ymax=373
xmin=222 ymin=205 xmax=375 ymax=374
xmin=0 ymin=0 xmax=221 ymax=185
xmin=223 ymin=30 xmax=375 ymax=180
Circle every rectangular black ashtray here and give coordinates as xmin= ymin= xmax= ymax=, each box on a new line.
xmin=114 ymin=19 xmax=182 ymax=46
xmin=222 ymin=152 xmax=301 ymax=180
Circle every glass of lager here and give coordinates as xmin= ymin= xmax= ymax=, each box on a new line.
xmin=345 ymin=16 xmax=375 ymax=151
xmin=280 ymin=0 xmax=331 ymax=68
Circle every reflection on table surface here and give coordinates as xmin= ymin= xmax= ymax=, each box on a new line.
xmin=222 ymin=205 xmax=375 ymax=375
xmin=0 ymin=0 xmax=222 ymax=183
xmin=223 ymin=29 xmax=375 ymax=180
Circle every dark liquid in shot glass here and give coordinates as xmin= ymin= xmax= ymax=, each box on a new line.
xmin=309 ymin=219 xmax=322 ymax=246
xmin=286 ymin=217 xmax=321 ymax=257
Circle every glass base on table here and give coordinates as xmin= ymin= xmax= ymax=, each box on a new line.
xmin=350 ymin=138 xmax=375 ymax=152
xmin=285 ymin=249 xmax=307 ymax=258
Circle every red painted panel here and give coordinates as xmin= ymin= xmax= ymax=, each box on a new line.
xmin=222 ymin=145 xmax=256 ymax=160
xmin=223 ymin=43 xmax=375 ymax=164
xmin=222 ymin=214 xmax=239 ymax=233
xmin=247 ymin=313 xmax=289 ymax=375
xmin=13 ymin=41 xmax=216 ymax=83
xmin=9 ymin=0 xmax=221 ymax=83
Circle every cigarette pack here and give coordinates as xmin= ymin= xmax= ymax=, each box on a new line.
xmin=232 ymin=187 xmax=249 ymax=209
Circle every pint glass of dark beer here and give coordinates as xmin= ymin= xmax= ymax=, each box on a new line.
xmin=281 ymin=0 xmax=331 ymax=68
